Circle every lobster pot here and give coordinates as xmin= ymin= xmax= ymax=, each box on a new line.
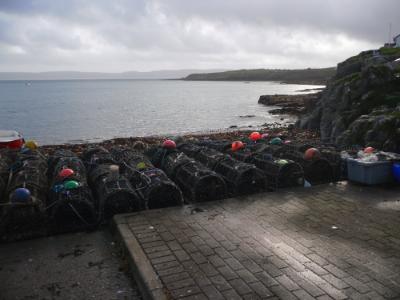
xmin=187 ymin=146 xmax=226 ymax=170
xmin=111 ymin=148 xmax=183 ymax=209
xmin=96 ymin=176 xmax=140 ymax=219
xmin=173 ymin=160 xmax=227 ymax=202
xmin=320 ymin=149 xmax=342 ymax=181
xmin=0 ymin=201 xmax=46 ymax=241
xmin=11 ymin=150 xmax=48 ymax=175
xmin=89 ymin=164 xmax=140 ymax=218
xmin=259 ymin=145 xmax=292 ymax=157
xmin=213 ymin=157 xmax=266 ymax=195
xmin=178 ymin=143 xmax=203 ymax=158
xmin=161 ymin=151 xmax=194 ymax=178
xmin=8 ymin=169 xmax=48 ymax=202
xmin=229 ymin=148 xmax=256 ymax=163
xmin=130 ymin=168 xmax=183 ymax=209
xmin=280 ymin=151 xmax=334 ymax=185
xmin=1 ymin=167 xmax=48 ymax=235
xmin=5 ymin=149 xmax=48 ymax=213
xmin=48 ymin=186 xmax=97 ymax=231
xmin=111 ymin=148 xmax=154 ymax=173
xmin=282 ymin=142 xmax=316 ymax=153
xmin=47 ymin=149 xmax=77 ymax=178
xmin=83 ymin=147 xmax=116 ymax=172
xmin=51 ymin=157 xmax=88 ymax=186
xmin=252 ymin=155 xmax=304 ymax=189
xmin=197 ymin=140 xmax=232 ymax=152
xmin=0 ymin=158 xmax=9 ymax=200
xmin=182 ymin=146 xmax=266 ymax=195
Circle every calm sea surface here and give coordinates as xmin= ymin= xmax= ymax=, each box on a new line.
xmin=0 ymin=80 xmax=322 ymax=145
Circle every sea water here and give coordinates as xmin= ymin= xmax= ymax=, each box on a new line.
xmin=0 ymin=79 xmax=322 ymax=145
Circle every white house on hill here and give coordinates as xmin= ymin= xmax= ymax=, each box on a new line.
xmin=394 ymin=34 xmax=400 ymax=48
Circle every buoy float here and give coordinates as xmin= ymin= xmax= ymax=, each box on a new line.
xmin=261 ymin=133 xmax=269 ymax=139
xmin=275 ymin=159 xmax=289 ymax=166
xmin=364 ymin=146 xmax=375 ymax=154
xmin=304 ymin=147 xmax=321 ymax=160
xmin=231 ymin=141 xmax=245 ymax=152
xmin=162 ymin=139 xmax=176 ymax=149
xmin=24 ymin=140 xmax=38 ymax=150
xmin=59 ymin=168 xmax=74 ymax=179
xmin=64 ymin=180 xmax=80 ymax=190
xmin=249 ymin=131 xmax=261 ymax=142
xmin=269 ymin=137 xmax=282 ymax=145
xmin=11 ymin=188 xmax=31 ymax=203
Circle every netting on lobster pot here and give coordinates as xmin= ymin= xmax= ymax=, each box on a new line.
xmin=213 ymin=156 xmax=266 ymax=195
xmin=47 ymin=149 xmax=77 ymax=177
xmin=51 ymin=157 xmax=88 ymax=186
xmin=88 ymin=164 xmax=140 ymax=219
xmin=10 ymin=150 xmax=48 ymax=175
xmin=161 ymin=151 xmax=226 ymax=202
xmin=48 ymin=151 xmax=97 ymax=230
xmin=281 ymin=142 xmax=316 ymax=153
xmin=48 ymin=185 xmax=97 ymax=231
xmin=252 ymin=154 xmax=304 ymax=190
xmin=111 ymin=148 xmax=183 ymax=209
xmin=134 ymin=168 xmax=183 ymax=209
xmin=182 ymin=145 xmax=266 ymax=195
xmin=229 ymin=148 xmax=256 ymax=163
xmin=196 ymin=140 xmax=232 ymax=152
xmin=257 ymin=144 xmax=288 ymax=156
xmin=82 ymin=147 xmax=116 ymax=172
xmin=0 ymin=158 xmax=9 ymax=199
xmin=0 ymin=152 xmax=48 ymax=237
xmin=178 ymin=143 xmax=203 ymax=158
xmin=280 ymin=151 xmax=334 ymax=185
xmin=160 ymin=151 xmax=193 ymax=178
xmin=186 ymin=146 xmax=227 ymax=170
xmin=320 ymin=149 xmax=342 ymax=181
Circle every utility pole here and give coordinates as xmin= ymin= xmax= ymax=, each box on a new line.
xmin=388 ymin=22 xmax=392 ymax=43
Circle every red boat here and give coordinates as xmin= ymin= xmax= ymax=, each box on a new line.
xmin=0 ymin=130 xmax=24 ymax=149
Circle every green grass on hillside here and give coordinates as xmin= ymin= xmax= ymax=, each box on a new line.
xmin=183 ymin=67 xmax=336 ymax=84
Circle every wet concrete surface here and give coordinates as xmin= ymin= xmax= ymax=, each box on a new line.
xmin=0 ymin=229 xmax=141 ymax=300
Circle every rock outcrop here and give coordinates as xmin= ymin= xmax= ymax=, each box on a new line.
xmin=258 ymin=93 xmax=321 ymax=115
xmin=296 ymin=48 xmax=400 ymax=152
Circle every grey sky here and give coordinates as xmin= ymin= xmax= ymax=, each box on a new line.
xmin=0 ymin=0 xmax=399 ymax=72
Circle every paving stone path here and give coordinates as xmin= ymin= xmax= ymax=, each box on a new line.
xmin=115 ymin=182 xmax=400 ymax=300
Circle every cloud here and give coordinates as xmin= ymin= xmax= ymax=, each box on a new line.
xmin=0 ymin=0 xmax=399 ymax=72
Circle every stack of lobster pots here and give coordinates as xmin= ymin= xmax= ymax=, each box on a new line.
xmin=111 ymin=147 xmax=183 ymax=209
xmin=0 ymin=148 xmax=48 ymax=238
xmin=83 ymin=147 xmax=139 ymax=220
xmin=47 ymin=150 xmax=97 ymax=231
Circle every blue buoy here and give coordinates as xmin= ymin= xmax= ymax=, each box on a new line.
xmin=11 ymin=188 xmax=31 ymax=203
xmin=393 ymin=163 xmax=400 ymax=183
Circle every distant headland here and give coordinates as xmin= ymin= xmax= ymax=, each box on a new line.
xmin=183 ymin=67 xmax=336 ymax=85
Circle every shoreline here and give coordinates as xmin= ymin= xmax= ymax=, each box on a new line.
xmin=39 ymin=126 xmax=320 ymax=155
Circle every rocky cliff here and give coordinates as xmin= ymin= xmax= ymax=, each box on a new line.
xmin=258 ymin=93 xmax=321 ymax=115
xmin=296 ymin=48 xmax=400 ymax=152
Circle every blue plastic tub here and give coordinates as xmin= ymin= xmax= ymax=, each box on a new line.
xmin=393 ymin=163 xmax=400 ymax=183
xmin=347 ymin=158 xmax=393 ymax=185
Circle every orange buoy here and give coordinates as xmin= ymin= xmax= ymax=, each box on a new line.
xmin=304 ymin=147 xmax=321 ymax=160
xmin=231 ymin=141 xmax=245 ymax=152
xmin=249 ymin=131 xmax=261 ymax=142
